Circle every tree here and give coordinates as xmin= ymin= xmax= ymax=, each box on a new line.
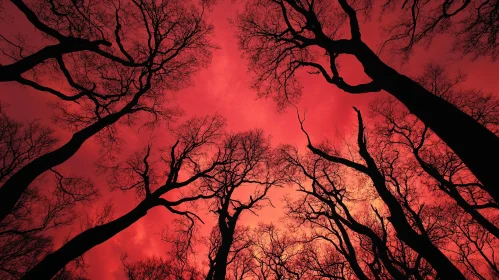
xmin=379 ymin=0 xmax=499 ymax=60
xmin=123 ymin=257 xmax=179 ymax=280
xmin=122 ymin=232 xmax=202 ymax=280
xmin=0 ymin=0 xmax=111 ymax=82
xmin=450 ymin=209 xmax=499 ymax=279
xmin=236 ymin=0 xmax=499 ymax=201
xmin=20 ymin=115 xmax=234 ymax=279
xmin=205 ymin=130 xmax=278 ymax=280
xmin=206 ymin=226 xmax=254 ymax=280
xmin=0 ymin=106 xmax=97 ymax=279
xmin=368 ymin=63 xmax=499 ymax=279
xmin=0 ymin=0 xmax=214 ymax=223
xmin=249 ymin=223 xmax=311 ymax=280
xmin=370 ymin=63 xmax=499 ymax=240
xmin=280 ymin=145 xmax=420 ymax=279
xmin=295 ymin=108 xmax=467 ymax=278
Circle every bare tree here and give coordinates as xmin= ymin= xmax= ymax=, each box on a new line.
xmin=280 ymin=145 xmax=414 ymax=280
xmin=19 ymin=115 xmax=234 ymax=279
xmin=229 ymin=248 xmax=255 ymax=280
xmin=295 ymin=108 xmax=467 ymax=278
xmin=236 ymin=0 xmax=499 ymax=200
xmin=122 ymin=229 xmax=202 ymax=280
xmin=0 ymin=105 xmax=56 ymax=184
xmin=206 ymin=226 xmax=254 ymax=280
xmin=300 ymin=241 xmax=351 ymax=280
xmin=370 ymin=63 xmax=499 ymax=239
xmin=123 ymin=257 xmax=175 ymax=280
xmin=0 ymin=0 xmax=214 ymax=223
xmin=205 ymin=130 xmax=278 ymax=280
xmin=449 ymin=209 xmax=499 ymax=279
xmin=378 ymin=0 xmax=499 ymax=60
xmin=249 ymin=223 xmax=311 ymax=280
xmin=0 ymin=107 xmax=97 ymax=279
xmin=0 ymin=0 xmax=111 ymax=82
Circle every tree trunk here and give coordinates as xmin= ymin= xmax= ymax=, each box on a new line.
xmin=0 ymin=91 xmax=145 ymax=223
xmin=348 ymin=41 xmax=499 ymax=202
xmin=345 ymin=111 xmax=467 ymax=279
xmin=212 ymin=237 xmax=233 ymax=280
xmin=414 ymin=153 xmax=499 ymax=239
xmin=314 ymin=108 xmax=466 ymax=278
xmin=0 ymin=40 xmax=107 ymax=82
xmin=205 ymin=266 xmax=215 ymax=280
xmin=21 ymin=199 xmax=154 ymax=280
xmin=363 ymin=161 xmax=466 ymax=279
xmin=392 ymin=226 xmax=465 ymax=280
xmin=333 ymin=210 xmax=405 ymax=279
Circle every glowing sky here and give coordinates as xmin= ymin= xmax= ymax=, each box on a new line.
xmin=1 ymin=0 xmax=499 ymax=278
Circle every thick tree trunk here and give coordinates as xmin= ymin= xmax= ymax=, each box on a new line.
xmin=0 ymin=40 xmax=107 ymax=82
xmin=21 ymin=199 xmax=154 ymax=280
xmin=0 ymin=91 xmax=144 ymax=223
xmin=349 ymin=41 xmax=499 ymax=202
xmin=391 ymin=224 xmax=465 ymax=280
xmin=0 ymin=116 xmax=116 ymax=223
xmin=212 ymin=237 xmax=233 ymax=280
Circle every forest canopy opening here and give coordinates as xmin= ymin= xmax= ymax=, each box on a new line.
xmin=0 ymin=0 xmax=498 ymax=279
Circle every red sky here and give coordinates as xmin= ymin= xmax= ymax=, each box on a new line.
xmin=1 ymin=0 xmax=499 ymax=279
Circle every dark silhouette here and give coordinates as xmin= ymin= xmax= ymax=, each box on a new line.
xmin=122 ymin=242 xmax=202 ymax=280
xmin=236 ymin=0 xmax=499 ymax=201
xmin=20 ymin=115 xmax=234 ymax=279
xmin=0 ymin=0 xmax=111 ymax=83
xmin=0 ymin=0 xmax=214 ymax=223
xmin=379 ymin=0 xmax=499 ymax=60
xmin=249 ymin=224 xmax=313 ymax=279
xmin=1 ymin=1 xmax=498 ymax=279
xmin=280 ymin=145 xmax=432 ymax=279
xmin=371 ymin=64 xmax=499 ymax=240
xmin=205 ymin=130 xmax=278 ymax=280
xmin=206 ymin=226 xmax=254 ymax=280
xmin=0 ymin=107 xmax=97 ymax=278
xmin=297 ymin=108 xmax=466 ymax=279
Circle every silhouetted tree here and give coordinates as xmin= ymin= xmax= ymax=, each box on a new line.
xmin=236 ymin=0 xmax=499 ymax=201
xmin=378 ymin=0 xmax=499 ymax=60
xmin=228 ymin=247 xmax=254 ymax=280
xmin=123 ymin=257 xmax=173 ymax=280
xmin=0 ymin=107 xmax=97 ymax=279
xmin=205 ymin=130 xmax=278 ymax=280
xmin=122 ymin=231 xmax=202 ymax=280
xmin=0 ymin=0 xmax=214 ymax=223
xmin=249 ymin=223 xmax=310 ymax=279
xmin=295 ymin=108 xmax=466 ymax=278
xmin=0 ymin=105 xmax=55 ymax=184
xmin=299 ymin=241 xmax=350 ymax=279
xmin=20 ymin=115 xmax=234 ymax=279
xmin=206 ymin=226 xmax=254 ymax=280
xmin=0 ymin=0 xmax=111 ymax=82
xmin=370 ymin=63 xmax=499 ymax=237
xmin=365 ymin=63 xmax=499 ymax=279
xmin=280 ymin=145 xmax=414 ymax=279
xmin=450 ymin=209 xmax=499 ymax=279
